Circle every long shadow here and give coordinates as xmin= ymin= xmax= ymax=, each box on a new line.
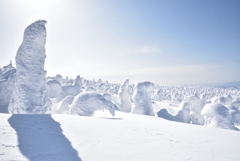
xmin=8 ymin=114 xmax=82 ymax=161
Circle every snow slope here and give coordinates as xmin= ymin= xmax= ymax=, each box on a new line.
xmin=1 ymin=111 xmax=240 ymax=161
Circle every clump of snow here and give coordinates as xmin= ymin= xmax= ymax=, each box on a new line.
xmin=46 ymin=79 xmax=62 ymax=98
xmin=178 ymin=101 xmax=191 ymax=123
xmin=68 ymin=92 xmax=115 ymax=116
xmin=102 ymin=93 xmax=112 ymax=101
xmin=61 ymin=75 xmax=82 ymax=98
xmin=201 ymin=103 xmax=238 ymax=131
xmin=231 ymin=101 xmax=240 ymax=109
xmin=211 ymin=96 xmax=228 ymax=105
xmin=0 ymin=61 xmax=16 ymax=80
xmin=84 ymin=86 xmax=96 ymax=92
xmin=132 ymin=81 xmax=154 ymax=116
xmin=0 ymin=74 xmax=15 ymax=113
xmin=157 ymin=101 xmax=190 ymax=123
xmin=118 ymin=79 xmax=132 ymax=112
xmin=57 ymin=95 xmax=75 ymax=114
xmin=8 ymin=20 xmax=52 ymax=114
xmin=226 ymin=105 xmax=240 ymax=125
xmin=187 ymin=95 xmax=204 ymax=125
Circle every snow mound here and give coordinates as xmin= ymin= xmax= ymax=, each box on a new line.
xmin=8 ymin=20 xmax=52 ymax=114
xmin=68 ymin=92 xmax=115 ymax=116
xmin=157 ymin=101 xmax=190 ymax=123
xmin=132 ymin=81 xmax=154 ymax=116
xmin=201 ymin=103 xmax=238 ymax=131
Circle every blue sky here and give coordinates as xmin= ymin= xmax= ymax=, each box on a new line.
xmin=0 ymin=0 xmax=239 ymax=85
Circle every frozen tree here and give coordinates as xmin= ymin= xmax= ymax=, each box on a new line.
xmin=177 ymin=101 xmax=191 ymax=123
xmin=132 ymin=81 xmax=154 ymax=116
xmin=201 ymin=103 xmax=238 ymax=131
xmin=187 ymin=95 xmax=204 ymax=125
xmin=226 ymin=105 xmax=240 ymax=125
xmin=84 ymin=86 xmax=96 ymax=92
xmin=0 ymin=74 xmax=15 ymax=113
xmin=68 ymin=92 xmax=115 ymax=116
xmin=61 ymin=75 xmax=82 ymax=97
xmin=8 ymin=20 xmax=52 ymax=114
xmin=57 ymin=95 xmax=75 ymax=114
xmin=118 ymin=79 xmax=132 ymax=112
xmin=46 ymin=79 xmax=62 ymax=98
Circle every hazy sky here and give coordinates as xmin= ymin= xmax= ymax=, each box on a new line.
xmin=0 ymin=0 xmax=240 ymax=85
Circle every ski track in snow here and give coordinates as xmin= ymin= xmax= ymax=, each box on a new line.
xmin=0 ymin=111 xmax=240 ymax=161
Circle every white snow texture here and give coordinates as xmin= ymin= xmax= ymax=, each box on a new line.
xmin=8 ymin=20 xmax=52 ymax=114
xmin=68 ymin=92 xmax=115 ymax=116
xmin=132 ymin=81 xmax=154 ymax=115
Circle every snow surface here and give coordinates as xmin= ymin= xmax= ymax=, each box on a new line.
xmin=1 ymin=111 xmax=240 ymax=161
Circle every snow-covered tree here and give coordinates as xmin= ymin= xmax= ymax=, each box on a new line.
xmin=8 ymin=20 xmax=52 ymax=114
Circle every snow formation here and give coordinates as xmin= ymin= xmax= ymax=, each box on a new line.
xmin=68 ymin=92 xmax=115 ymax=116
xmin=132 ymin=81 xmax=154 ymax=115
xmin=0 ymin=74 xmax=15 ymax=113
xmin=187 ymin=95 xmax=204 ymax=125
xmin=61 ymin=75 xmax=82 ymax=98
xmin=201 ymin=103 xmax=238 ymax=130
xmin=8 ymin=20 xmax=52 ymax=114
xmin=118 ymin=79 xmax=132 ymax=112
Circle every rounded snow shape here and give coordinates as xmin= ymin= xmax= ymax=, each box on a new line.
xmin=84 ymin=86 xmax=96 ymax=92
xmin=157 ymin=109 xmax=177 ymax=121
xmin=97 ymin=83 xmax=109 ymax=93
xmin=62 ymin=75 xmax=82 ymax=97
xmin=132 ymin=81 xmax=154 ymax=116
xmin=68 ymin=92 xmax=115 ymax=116
xmin=179 ymin=101 xmax=190 ymax=111
xmin=46 ymin=80 xmax=62 ymax=98
xmin=187 ymin=95 xmax=203 ymax=113
xmin=157 ymin=108 xmax=190 ymax=123
xmin=201 ymin=104 xmax=238 ymax=131
xmin=57 ymin=95 xmax=75 ymax=114
xmin=102 ymin=93 xmax=112 ymax=101
xmin=211 ymin=96 xmax=227 ymax=105
xmin=225 ymin=105 xmax=240 ymax=125
xmin=190 ymin=111 xmax=204 ymax=125
xmin=231 ymin=101 xmax=240 ymax=109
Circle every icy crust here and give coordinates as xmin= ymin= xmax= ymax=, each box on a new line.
xmin=8 ymin=20 xmax=51 ymax=114
xmin=201 ymin=103 xmax=239 ymax=131
xmin=118 ymin=79 xmax=132 ymax=112
xmin=132 ymin=81 xmax=154 ymax=116
xmin=68 ymin=92 xmax=115 ymax=116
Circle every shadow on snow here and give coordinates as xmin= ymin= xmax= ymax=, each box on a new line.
xmin=8 ymin=114 xmax=82 ymax=161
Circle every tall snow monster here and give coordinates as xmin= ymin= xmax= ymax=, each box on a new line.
xmin=8 ymin=20 xmax=52 ymax=114
xmin=132 ymin=81 xmax=154 ymax=116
